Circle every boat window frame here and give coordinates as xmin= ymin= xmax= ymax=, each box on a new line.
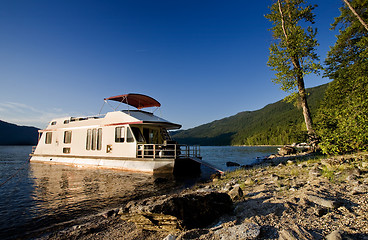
xmin=115 ymin=126 xmax=125 ymax=143
xmin=64 ymin=131 xmax=72 ymax=144
xmin=126 ymin=127 xmax=135 ymax=143
xmin=86 ymin=128 xmax=102 ymax=151
xmin=130 ymin=126 xmax=145 ymax=143
xmin=86 ymin=129 xmax=92 ymax=150
xmin=45 ymin=132 xmax=52 ymax=144
xmin=91 ymin=129 xmax=97 ymax=150
xmin=97 ymin=128 xmax=102 ymax=150
xmin=143 ymin=127 xmax=161 ymax=144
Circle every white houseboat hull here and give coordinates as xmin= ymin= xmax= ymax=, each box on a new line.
xmin=30 ymin=155 xmax=175 ymax=174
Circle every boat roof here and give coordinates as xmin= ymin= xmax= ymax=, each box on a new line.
xmin=104 ymin=93 xmax=161 ymax=109
xmin=44 ymin=110 xmax=181 ymax=130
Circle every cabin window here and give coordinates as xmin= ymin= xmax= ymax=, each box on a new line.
xmin=97 ymin=128 xmax=102 ymax=150
xmin=51 ymin=121 xmax=57 ymax=125
xmin=91 ymin=129 xmax=97 ymax=150
xmin=64 ymin=131 xmax=72 ymax=144
xmin=63 ymin=147 xmax=71 ymax=154
xmin=143 ymin=128 xmax=160 ymax=144
xmin=115 ymin=127 xmax=125 ymax=142
xmin=131 ymin=127 xmax=144 ymax=143
xmin=86 ymin=129 xmax=92 ymax=150
xmin=64 ymin=120 xmax=70 ymax=124
xmin=45 ymin=132 xmax=52 ymax=144
xmin=127 ymin=127 xmax=134 ymax=142
xmin=86 ymin=128 xmax=102 ymax=151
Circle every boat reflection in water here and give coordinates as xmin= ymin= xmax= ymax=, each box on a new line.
xmin=28 ymin=162 xmax=179 ymax=234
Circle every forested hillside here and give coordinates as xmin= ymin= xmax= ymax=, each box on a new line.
xmin=172 ymin=84 xmax=328 ymax=146
xmin=0 ymin=120 xmax=39 ymax=145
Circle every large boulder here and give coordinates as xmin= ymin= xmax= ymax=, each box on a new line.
xmin=124 ymin=191 xmax=233 ymax=229
xmin=278 ymin=146 xmax=296 ymax=156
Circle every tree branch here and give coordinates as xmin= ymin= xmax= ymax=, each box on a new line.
xmin=343 ymin=0 xmax=368 ymax=31
xmin=278 ymin=0 xmax=289 ymax=42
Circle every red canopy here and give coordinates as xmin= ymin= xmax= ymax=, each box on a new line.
xmin=104 ymin=94 xmax=161 ymax=109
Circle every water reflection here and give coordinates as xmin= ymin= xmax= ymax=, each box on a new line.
xmin=30 ymin=163 xmax=163 ymax=212
xmin=26 ymin=163 xmax=180 ymax=237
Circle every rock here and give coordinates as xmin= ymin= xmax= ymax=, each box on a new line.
xmin=351 ymin=184 xmax=368 ymax=195
xmin=121 ymin=212 xmax=180 ymax=232
xmin=228 ymin=184 xmax=243 ymax=200
xmin=154 ymin=177 xmax=169 ymax=184
xmin=210 ymin=172 xmax=222 ymax=181
xmin=325 ymin=230 xmax=343 ymax=240
xmin=241 ymin=164 xmax=252 ymax=169
xmin=214 ymin=222 xmax=260 ymax=240
xmin=305 ymin=195 xmax=340 ymax=209
xmin=125 ymin=191 xmax=233 ymax=229
xmin=309 ymin=166 xmax=321 ymax=177
xmin=102 ymin=209 xmax=116 ymax=218
xmin=177 ymin=229 xmax=210 ymax=240
xmin=346 ymin=174 xmax=357 ymax=182
xmin=279 ymin=224 xmax=314 ymax=240
xmin=244 ymin=178 xmax=254 ymax=185
xmin=163 ymin=233 xmax=177 ymax=240
xmin=362 ymin=161 xmax=368 ymax=168
xmin=223 ymin=183 xmax=233 ymax=192
xmin=226 ymin=161 xmax=240 ymax=167
xmin=279 ymin=229 xmax=298 ymax=240
xmin=314 ymin=207 xmax=328 ymax=217
xmin=270 ymin=174 xmax=279 ymax=182
xmin=278 ymin=146 xmax=296 ymax=156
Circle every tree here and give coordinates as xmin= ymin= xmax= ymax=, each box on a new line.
xmin=316 ymin=0 xmax=368 ymax=154
xmin=265 ymin=0 xmax=322 ymax=139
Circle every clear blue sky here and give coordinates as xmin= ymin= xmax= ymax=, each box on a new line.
xmin=0 ymin=0 xmax=341 ymax=129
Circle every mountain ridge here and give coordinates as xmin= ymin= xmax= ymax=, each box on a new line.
xmin=172 ymin=83 xmax=328 ymax=146
xmin=0 ymin=120 xmax=39 ymax=145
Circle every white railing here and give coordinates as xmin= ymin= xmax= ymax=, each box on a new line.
xmin=137 ymin=144 xmax=200 ymax=159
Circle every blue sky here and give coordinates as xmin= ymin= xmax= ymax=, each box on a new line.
xmin=0 ymin=0 xmax=341 ymax=129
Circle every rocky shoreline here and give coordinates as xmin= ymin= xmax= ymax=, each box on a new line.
xmin=33 ymin=152 xmax=368 ymax=240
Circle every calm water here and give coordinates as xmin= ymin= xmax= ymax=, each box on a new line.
xmin=0 ymin=145 xmax=277 ymax=239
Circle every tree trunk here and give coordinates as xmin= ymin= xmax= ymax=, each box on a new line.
xmin=297 ymin=75 xmax=314 ymax=135
xmin=291 ymin=56 xmax=315 ymax=135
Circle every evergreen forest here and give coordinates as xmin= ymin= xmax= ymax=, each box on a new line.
xmin=172 ymin=84 xmax=327 ymax=146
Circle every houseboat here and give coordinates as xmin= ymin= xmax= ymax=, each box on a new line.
xmin=30 ymin=94 xmax=201 ymax=175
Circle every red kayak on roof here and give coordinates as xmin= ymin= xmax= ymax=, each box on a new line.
xmin=104 ymin=93 xmax=161 ymax=109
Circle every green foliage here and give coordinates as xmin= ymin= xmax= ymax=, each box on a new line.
xmin=265 ymin=0 xmax=322 ymax=95
xmin=173 ymin=84 xmax=328 ymax=146
xmin=316 ymin=0 xmax=368 ymax=154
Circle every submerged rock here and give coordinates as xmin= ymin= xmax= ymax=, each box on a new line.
xmin=226 ymin=161 xmax=240 ymax=167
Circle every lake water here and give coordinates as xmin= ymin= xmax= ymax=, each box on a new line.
xmin=0 ymin=145 xmax=277 ymax=239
